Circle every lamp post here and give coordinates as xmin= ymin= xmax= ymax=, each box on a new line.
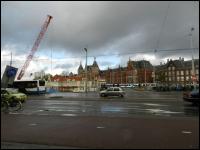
xmin=10 ymin=52 xmax=12 ymax=66
xmin=84 ymin=48 xmax=88 ymax=93
xmin=189 ymin=27 xmax=196 ymax=90
xmin=143 ymin=59 xmax=146 ymax=84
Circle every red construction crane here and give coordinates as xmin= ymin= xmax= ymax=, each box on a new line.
xmin=17 ymin=15 xmax=53 ymax=80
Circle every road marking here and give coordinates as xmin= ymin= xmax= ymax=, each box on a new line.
xmin=125 ymin=98 xmax=177 ymax=100
xmin=96 ymin=126 xmax=105 ymax=129
xmin=38 ymin=114 xmax=49 ymax=116
xmin=182 ymin=130 xmax=192 ymax=134
xmin=145 ymin=109 xmax=183 ymax=114
xmin=29 ymin=123 xmax=37 ymax=126
xmin=8 ymin=112 xmax=20 ymax=115
xmin=143 ymin=103 xmax=168 ymax=107
xmin=61 ymin=114 xmax=77 ymax=116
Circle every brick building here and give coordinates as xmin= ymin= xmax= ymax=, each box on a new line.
xmin=155 ymin=57 xmax=199 ymax=86
xmin=77 ymin=58 xmax=153 ymax=84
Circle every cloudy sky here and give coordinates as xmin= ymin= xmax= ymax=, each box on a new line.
xmin=1 ymin=1 xmax=199 ymax=79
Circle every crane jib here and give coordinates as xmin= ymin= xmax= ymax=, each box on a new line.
xmin=17 ymin=15 xmax=53 ymax=80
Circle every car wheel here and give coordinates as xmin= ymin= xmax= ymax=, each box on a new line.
xmin=101 ymin=94 xmax=105 ymax=97
xmin=1 ymin=101 xmax=9 ymax=112
xmin=9 ymin=98 xmax=22 ymax=111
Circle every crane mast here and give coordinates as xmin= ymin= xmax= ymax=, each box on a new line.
xmin=17 ymin=15 xmax=53 ymax=80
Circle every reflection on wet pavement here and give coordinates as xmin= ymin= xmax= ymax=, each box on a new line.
xmin=11 ymin=99 xmax=199 ymax=118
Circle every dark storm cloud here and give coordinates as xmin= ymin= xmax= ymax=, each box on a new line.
xmin=1 ymin=1 xmax=199 ymax=60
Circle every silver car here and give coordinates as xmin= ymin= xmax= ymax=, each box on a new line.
xmin=100 ymin=87 xmax=125 ymax=97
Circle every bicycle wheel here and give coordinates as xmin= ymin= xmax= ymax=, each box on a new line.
xmin=1 ymin=101 xmax=9 ymax=112
xmin=9 ymin=100 xmax=22 ymax=112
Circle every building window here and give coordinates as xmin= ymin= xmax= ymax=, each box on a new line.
xmin=169 ymin=77 xmax=171 ymax=81
xmin=168 ymin=67 xmax=170 ymax=71
xmin=165 ymin=77 xmax=167 ymax=81
xmin=196 ymin=69 xmax=199 ymax=75
xmin=181 ymin=76 xmax=184 ymax=81
xmin=186 ymin=76 xmax=189 ymax=81
xmin=177 ymin=77 xmax=179 ymax=81
xmin=172 ymin=76 xmax=175 ymax=81
xmin=190 ymin=70 xmax=193 ymax=74
xmin=169 ymin=71 xmax=171 ymax=76
xmin=186 ymin=70 xmax=189 ymax=75
xmin=165 ymin=72 xmax=167 ymax=76
xmin=177 ymin=71 xmax=179 ymax=75
xmin=181 ymin=71 xmax=184 ymax=75
xmin=172 ymin=71 xmax=175 ymax=75
xmin=172 ymin=67 xmax=175 ymax=70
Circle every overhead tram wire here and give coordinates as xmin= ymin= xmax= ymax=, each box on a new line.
xmin=155 ymin=1 xmax=171 ymax=52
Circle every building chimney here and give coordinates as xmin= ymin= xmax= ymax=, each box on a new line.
xmin=179 ymin=57 xmax=181 ymax=61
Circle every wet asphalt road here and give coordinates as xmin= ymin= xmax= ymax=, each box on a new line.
xmin=8 ymin=90 xmax=199 ymax=118
xmin=1 ymin=90 xmax=199 ymax=149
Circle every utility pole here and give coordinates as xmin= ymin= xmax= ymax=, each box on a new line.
xmin=153 ymin=49 xmax=157 ymax=83
xmin=143 ymin=59 xmax=146 ymax=84
xmin=84 ymin=48 xmax=88 ymax=93
xmin=189 ymin=27 xmax=196 ymax=90
xmin=10 ymin=52 xmax=12 ymax=66
xmin=49 ymin=47 xmax=52 ymax=83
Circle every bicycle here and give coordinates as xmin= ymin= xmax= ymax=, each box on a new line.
xmin=1 ymin=98 xmax=22 ymax=113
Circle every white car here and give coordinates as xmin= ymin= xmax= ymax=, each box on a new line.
xmin=99 ymin=87 xmax=125 ymax=97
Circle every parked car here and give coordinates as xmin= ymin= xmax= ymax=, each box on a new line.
xmin=183 ymin=89 xmax=199 ymax=105
xmin=1 ymin=89 xmax=27 ymax=103
xmin=99 ymin=87 xmax=125 ymax=97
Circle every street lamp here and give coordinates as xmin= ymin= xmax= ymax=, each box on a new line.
xmin=143 ymin=59 xmax=146 ymax=84
xmin=10 ymin=52 xmax=12 ymax=66
xmin=84 ymin=48 xmax=88 ymax=93
xmin=189 ymin=27 xmax=196 ymax=90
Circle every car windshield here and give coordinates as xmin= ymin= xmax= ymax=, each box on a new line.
xmin=191 ymin=89 xmax=199 ymax=93
xmin=4 ymin=90 xmax=20 ymax=94
xmin=107 ymin=88 xmax=113 ymax=91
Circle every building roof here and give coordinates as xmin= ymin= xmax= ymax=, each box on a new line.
xmin=78 ymin=63 xmax=83 ymax=71
xmin=51 ymin=75 xmax=82 ymax=82
xmin=155 ymin=58 xmax=199 ymax=71
xmin=130 ymin=60 xmax=153 ymax=69
xmin=93 ymin=60 xmax=99 ymax=68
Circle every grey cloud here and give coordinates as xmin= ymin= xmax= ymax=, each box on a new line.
xmin=1 ymin=1 xmax=199 ymax=62
xmin=54 ymin=64 xmax=74 ymax=69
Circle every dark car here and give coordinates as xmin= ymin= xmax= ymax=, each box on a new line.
xmin=183 ymin=89 xmax=199 ymax=105
xmin=99 ymin=87 xmax=125 ymax=97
